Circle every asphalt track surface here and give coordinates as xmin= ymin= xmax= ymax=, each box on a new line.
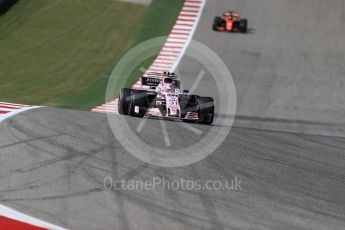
xmin=1 ymin=0 xmax=345 ymax=229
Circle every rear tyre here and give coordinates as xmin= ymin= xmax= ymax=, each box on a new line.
xmin=118 ymin=88 xmax=132 ymax=115
xmin=239 ymin=19 xmax=248 ymax=33
xmin=198 ymin=97 xmax=215 ymax=125
xmin=128 ymin=90 xmax=148 ymax=117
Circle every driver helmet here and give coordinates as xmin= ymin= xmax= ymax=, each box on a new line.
xmin=223 ymin=12 xmax=232 ymax=19
xmin=161 ymin=77 xmax=174 ymax=91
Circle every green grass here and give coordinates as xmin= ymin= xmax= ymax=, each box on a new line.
xmin=0 ymin=0 xmax=184 ymax=110
xmin=59 ymin=0 xmax=184 ymax=110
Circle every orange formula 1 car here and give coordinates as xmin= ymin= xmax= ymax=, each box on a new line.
xmin=213 ymin=11 xmax=248 ymax=33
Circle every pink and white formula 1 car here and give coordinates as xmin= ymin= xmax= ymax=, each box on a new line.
xmin=118 ymin=72 xmax=215 ymax=125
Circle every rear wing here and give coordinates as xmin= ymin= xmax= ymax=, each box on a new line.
xmin=141 ymin=72 xmax=180 ymax=88
xmin=141 ymin=76 xmax=161 ymax=87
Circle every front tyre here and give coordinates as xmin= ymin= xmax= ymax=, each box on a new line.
xmin=239 ymin=19 xmax=248 ymax=33
xmin=213 ymin=16 xmax=224 ymax=31
xmin=198 ymin=97 xmax=215 ymax=125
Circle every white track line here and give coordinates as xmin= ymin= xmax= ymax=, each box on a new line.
xmin=0 ymin=106 xmax=42 ymax=123
xmin=137 ymin=118 xmax=147 ymax=133
xmin=0 ymin=204 xmax=67 ymax=230
xmin=170 ymin=0 xmax=206 ymax=72
xmin=160 ymin=120 xmax=171 ymax=146
xmin=189 ymin=69 xmax=205 ymax=94
xmin=178 ymin=122 xmax=202 ymax=136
